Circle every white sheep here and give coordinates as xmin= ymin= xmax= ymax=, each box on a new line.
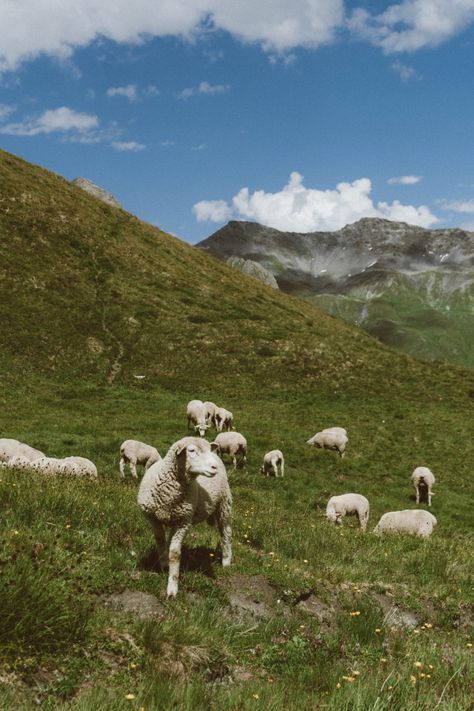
xmin=373 ymin=510 xmax=437 ymax=538
xmin=4 ymin=455 xmax=33 ymax=472
xmin=119 ymin=439 xmax=161 ymax=479
xmin=210 ymin=432 xmax=247 ymax=469
xmin=411 ymin=467 xmax=435 ymax=506
xmin=203 ymin=401 xmax=218 ymax=426
xmin=213 ymin=407 xmax=234 ymax=432
xmin=62 ymin=456 xmax=98 ymax=479
xmin=325 ymin=493 xmax=369 ymax=531
xmin=306 ymin=427 xmax=348 ymax=457
xmin=0 ymin=438 xmax=45 ymax=463
xmin=30 ymin=457 xmax=66 ymax=476
xmin=260 ymin=450 xmax=284 ymax=477
xmin=137 ymin=436 xmax=232 ymax=597
xmin=186 ymin=400 xmax=210 ymax=437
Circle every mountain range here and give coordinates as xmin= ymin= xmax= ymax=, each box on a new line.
xmin=198 ymin=218 xmax=474 ymax=366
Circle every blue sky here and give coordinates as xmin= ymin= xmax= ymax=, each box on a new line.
xmin=1 ymin=0 xmax=474 ymax=243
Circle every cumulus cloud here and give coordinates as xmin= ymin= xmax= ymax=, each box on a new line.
xmin=387 ymin=175 xmax=422 ymax=185
xmin=391 ymin=60 xmax=417 ymax=81
xmin=177 ymin=81 xmax=230 ymax=99
xmin=0 ymin=106 xmax=98 ymax=136
xmin=193 ymin=172 xmax=438 ymax=231
xmin=349 ymin=0 xmax=474 ymax=53
xmin=106 ymin=84 xmax=138 ymax=101
xmin=111 ymin=140 xmax=145 ymax=151
xmin=0 ymin=103 xmax=15 ymax=120
xmin=0 ymin=1 xmax=344 ymax=72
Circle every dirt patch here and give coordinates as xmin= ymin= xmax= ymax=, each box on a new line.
xmin=296 ymin=593 xmax=336 ymax=632
xmin=371 ymin=592 xmax=419 ymax=629
xmin=104 ymin=589 xmax=165 ymax=619
xmin=222 ymin=573 xmax=286 ymax=620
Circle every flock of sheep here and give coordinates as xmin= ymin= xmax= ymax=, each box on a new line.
xmin=0 ymin=397 xmax=437 ymax=598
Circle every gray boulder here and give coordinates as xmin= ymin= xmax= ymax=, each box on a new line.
xmin=226 ymin=256 xmax=278 ymax=289
xmin=72 ymin=177 xmax=121 ymax=208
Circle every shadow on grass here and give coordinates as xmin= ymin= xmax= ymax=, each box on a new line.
xmin=139 ymin=545 xmax=217 ymax=579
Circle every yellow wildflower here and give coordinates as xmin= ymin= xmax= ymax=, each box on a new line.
xmin=414 ymin=661 xmax=423 ymax=669
xmin=410 ymin=675 xmax=417 ymax=685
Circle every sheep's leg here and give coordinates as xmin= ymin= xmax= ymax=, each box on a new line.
xmin=148 ymin=518 xmax=168 ymax=570
xmin=216 ymin=504 xmax=232 ymax=567
xmin=415 ymin=486 xmax=420 ymax=504
xmin=119 ymin=456 xmax=126 ymax=478
xmin=167 ymin=524 xmax=190 ymax=597
xmin=280 ymin=459 xmax=284 ymax=477
xmin=427 ymin=487 xmax=432 ymax=507
xmin=129 ymin=459 xmax=138 ymax=479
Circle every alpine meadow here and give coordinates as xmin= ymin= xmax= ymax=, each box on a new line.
xmin=0 ymin=149 xmax=473 ymax=710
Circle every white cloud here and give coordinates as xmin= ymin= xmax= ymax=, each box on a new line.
xmin=111 ymin=140 xmax=145 ymax=151
xmin=349 ymin=0 xmax=474 ymax=53
xmin=0 ymin=106 xmax=98 ymax=136
xmin=178 ymin=81 xmax=230 ymax=99
xmin=193 ymin=171 xmax=439 ymax=231
xmin=391 ymin=60 xmax=417 ymax=81
xmin=387 ymin=175 xmax=422 ymax=185
xmin=106 ymin=84 xmax=138 ymax=101
xmin=146 ymin=85 xmax=160 ymax=96
xmin=0 ymin=1 xmax=344 ymax=72
xmin=0 ymin=103 xmax=15 ymax=120
xmin=440 ymin=199 xmax=474 ymax=213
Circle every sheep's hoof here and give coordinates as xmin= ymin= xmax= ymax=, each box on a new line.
xmin=166 ymin=584 xmax=178 ymax=598
xmin=222 ymin=557 xmax=232 ymax=567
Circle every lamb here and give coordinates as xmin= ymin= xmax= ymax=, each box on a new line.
xmin=137 ymin=436 xmax=232 ymax=597
xmin=260 ymin=449 xmax=284 ymax=477
xmin=373 ymin=510 xmax=437 ymax=538
xmin=186 ymin=400 xmax=210 ymax=437
xmin=30 ymin=457 xmax=67 ymax=476
xmin=306 ymin=427 xmax=348 ymax=457
xmin=62 ymin=456 xmax=98 ymax=479
xmin=213 ymin=407 xmax=234 ymax=432
xmin=4 ymin=455 xmax=33 ymax=472
xmin=0 ymin=438 xmax=45 ymax=463
xmin=119 ymin=439 xmax=161 ymax=479
xmin=203 ymin=401 xmax=218 ymax=426
xmin=411 ymin=466 xmax=435 ymax=506
xmin=325 ymin=493 xmax=369 ymax=531
xmin=210 ymin=432 xmax=247 ymax=469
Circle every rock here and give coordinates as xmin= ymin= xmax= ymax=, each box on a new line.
xmin=226 ymin=256 xmax=279 ymax=289
xmin=223 ymin=573 xmax=284 ymax=620
xmin=72 ymin=177 xmax=121 ymax=208
xmin=372 ymin=592 xmax=419 ymax=629
xmin=104 ymin=589 xmax=165 ymax=619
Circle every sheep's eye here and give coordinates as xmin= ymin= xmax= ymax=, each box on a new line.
xmin=187 ymin=446 xmax=197 ymax=454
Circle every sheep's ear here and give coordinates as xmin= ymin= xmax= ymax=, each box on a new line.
xmin=175 ymin=442 xmax=188 ymax=457
xmin=210 ymin=442 xmax=219 ymax=452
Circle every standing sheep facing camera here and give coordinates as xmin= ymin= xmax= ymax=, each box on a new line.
xmin=137 ymin=436 xmax=232 ymax=597
xmin=307 ymin=427 xmax=348 ymax=458
xmin=186 ymin=400 xmax=210 ymax=437
xmin=325 ymin=493 xmax=369 ymax=531
xmin=411 ymin=467 xmax=435 ymax=506
xmin=211 ymin=432 xmax=247 ymax=469
xmin=119 ymin=439 xmax=161 ymax=479
xmin=373 ymin=510 xmax=437 ymax=537
xmin=260 ymin=450 xmax=284 ymax=477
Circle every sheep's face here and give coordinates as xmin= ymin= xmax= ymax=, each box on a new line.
xmin=184 ymin=444 xmax=219 ymax=479
xmin=326 ymin=510 xmax=338 ymax=524
xmin=194 ymin=423 xmax=210 ymax=437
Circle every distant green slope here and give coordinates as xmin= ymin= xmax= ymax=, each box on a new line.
xmin=2 ymin=148 xmax=471 ymax=400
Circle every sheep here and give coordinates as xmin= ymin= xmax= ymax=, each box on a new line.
xmin=186 ymin=400 xmax=210 ymax=437
xmin=30 ymin=457 xmax=67 ymax=476
xmin=373 ymin=510 xmax=437 ymax=538
xmin=325 ymin=493 xmax=369 ymax=531
xmin=260 ymin=449 xmax=284 ymax=478
xmin=62 ymin=456 xmax=98 ymax=479
xmin=137 ymin=436 xmax=232 ymax=597
xmin=306 ymin=427 xmax=348 ymax=458
xmin=203 ymin=401 xmax=218 ymax=426
xmin=213 ymin=407 xmax=234 ymax=432
xmin=4 ymin=455 xmax=33 ymax=472
xmin=119 ymin=439 xmax=161 ymax=479
xmin=411 ymin=466 xmax=435 ymax=506
xmin=0 ymin=438 xmax=45 ymax=463
xmin=210 ymin=432 xmax=247 ymax=469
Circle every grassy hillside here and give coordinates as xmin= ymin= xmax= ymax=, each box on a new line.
xmin=0 ymin=150 xmax=473 ymax=710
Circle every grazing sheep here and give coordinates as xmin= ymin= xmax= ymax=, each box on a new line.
xmin=411 ymin=467 xmax=435 ymax=506
xmin=306 ymin=427 xmax=348 ymax=458
xmin=373 ymin=510 xmax=437 ymax=538
xmin=63 ymin=456 xmax=98 ymax=479
xmin=203 ymin=401 xmax=218 ymax=426
xmin=186 ymin=400 xmax=210 ymax=437
xmin=30 ymin=457 xmax=67 ymax=476
xmin=119 ymin=439 xmax=161 ymax=479
xmin=137 ymin=436 xmax=232 ymax=597
xmin=260 ymin=450 xmax=284 ymax=478
xmin=214 ymin=407 xmax=234 ymax=432
xmin=210 ymin=432 xmax=247 ymax=469
xmin=325 ymin=493 xmax=369 ymax=531
xmin=4 ymin=455 xmax=32 ymax=472
xmin=0 ymin=438 xmax=45 ymax=463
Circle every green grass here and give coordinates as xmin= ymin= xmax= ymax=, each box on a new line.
xmin=0 ymin=149 xmax=472 ymax=709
